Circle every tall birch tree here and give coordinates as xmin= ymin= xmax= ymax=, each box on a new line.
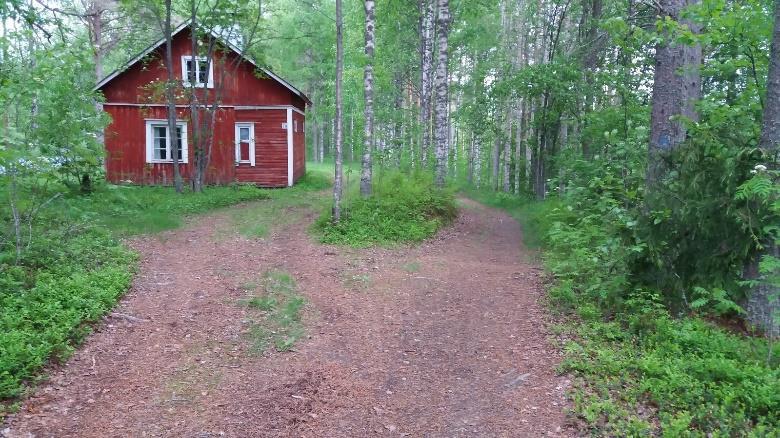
xmin=433 ymin=0 xmax=450 ymax=187
xmin=419 ymin=0 xmax=435 ymax=167
xmin=332 ymin=0 xmax=344 ymax=221
xmin=360 ymin=0 xmax=375 ymax=197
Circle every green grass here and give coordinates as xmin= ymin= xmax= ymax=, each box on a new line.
xmin=314 ymin=171 xmax=458 ymax=247
xmin=466 ymin=188 xmax=780 ymax=436
xmin=402 ymin=260 xmax=421 ymax=273
xmin=228 ymin=169 xmax=332 ymax=238
xmin=240 ymin=270 xmax=306 ymax=353
xmin=60 ymin=184 xmax=272 ymax=236
xmin=0 ymin=171 xmax=324 ymax=414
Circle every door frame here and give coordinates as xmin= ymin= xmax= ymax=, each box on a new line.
xmin=234 ymin=122 xmax=255 ymax=166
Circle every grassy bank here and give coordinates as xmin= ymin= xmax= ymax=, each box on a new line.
xmin=0 ymin=176 xmax=322 ymax=413
xmin=465 ymin=189 xmax=779 ymax=436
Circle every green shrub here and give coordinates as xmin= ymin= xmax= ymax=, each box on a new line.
xmin=314 ymin=171 xmax=457 ymax=246
xmin=0 ymin=229 xmax=135 ymax=399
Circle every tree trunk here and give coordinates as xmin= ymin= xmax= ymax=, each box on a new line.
xmin=360 ymin=0 xmax=375 ymax=197
xmin=503 ymin=118 xmax=512 ymax=192
xmin=319 ymin=120 xmax=325 ymax=163
xmin=162 ymin=0 xmax=183 ymax=193
xmin=350 ymin=110 xmax=355 ymax=162
xmin=433 ymin=0 xmax=451 ymax=187
xmin=646 ymin=0 xmax=702 ymax=186
xmin=492 ymin=135 xmax=501 ymax=191
xmin=332 ymin=0 xmax=344 ymax=221
xmin=312 ymin=118 xmax=319 ymax=162
xmin=745 ymin=0 xmax=780 ymax=337
xmin=419 ymin=0 xmax=435 ymax=168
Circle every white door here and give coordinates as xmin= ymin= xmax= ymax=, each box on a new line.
xmin=235 ymin=123 xmax=255 ymax=166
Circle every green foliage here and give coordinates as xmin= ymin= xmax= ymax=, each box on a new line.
xmin=0 ymin=228 xmax=135 ymax=400
xmin=241 ymin=270 xmax=306 ymax=353
xmin=560 ymin=303 xmax=779 ymax=436
xmin=314 ymin=171 xmax=457 ymax=246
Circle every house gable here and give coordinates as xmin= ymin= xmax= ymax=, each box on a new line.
xmin=96 ymin=23 xmax=308 ymax=110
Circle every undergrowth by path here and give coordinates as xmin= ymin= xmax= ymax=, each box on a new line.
xmin=465 ymin=188 xmax=780 ymax=437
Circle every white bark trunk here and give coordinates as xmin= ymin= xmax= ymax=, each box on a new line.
xmin=433 ymin=0 xmax=450 ymax=187
xmin=332 ymin=0 xmax=344 ymax=221
xmin=361 ymin=0 xmax=376 ymax=196
xmin=419 ymin=0 xmax=435 ymax=167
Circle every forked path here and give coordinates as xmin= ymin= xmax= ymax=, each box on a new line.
xmin=5 ymin=198 xmax=572 ymax=437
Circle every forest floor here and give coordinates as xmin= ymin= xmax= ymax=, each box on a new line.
xmin=3 ymin=195 xmax=572 ymax=437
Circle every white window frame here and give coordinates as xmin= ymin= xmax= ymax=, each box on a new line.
xmin=145 ymin=119 xmax=188 ymax=164
xmin=181 ymin=55 xmax=214 ymax=88
xmin=235 ymin=123 xmax=255 ymax=166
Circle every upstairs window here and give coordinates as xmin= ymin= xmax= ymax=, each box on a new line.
xmin=181 ymin=56 xmax=213 ymax=88
xmin=145 ymin=120 xmax=188 ymax=163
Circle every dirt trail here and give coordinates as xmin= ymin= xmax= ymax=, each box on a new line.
xmin=4 ymin=197 xmax=572 ymax=437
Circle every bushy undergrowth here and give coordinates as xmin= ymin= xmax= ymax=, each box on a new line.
xmin=315 ymin=171 xmax=457 ymax=246
xmin=0 ymin=229 xmax=135 ymax=400
xmin=0 ymin=179 xmax=280 ymax=409
xmin=471 ymin=181 xmax=779 ymax=436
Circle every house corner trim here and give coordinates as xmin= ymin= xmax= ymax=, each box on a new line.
xmin=287 ymin=108 xmax=294 ymax=187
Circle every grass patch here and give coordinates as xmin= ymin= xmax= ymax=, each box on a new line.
xmin=402 ymin=260 xmax=421 ymax=273
xmin=240 ymin=270 xmax=306 ymax=353
xmin=314 ymin=171 xmax=457 ymax=246
xmin=229 ymin=169 xmax=333 ymax=238
xmin=61 ymin=183 xmax=271 ymax=236
xmin=466 ymin=188 xmax=780 ymax=436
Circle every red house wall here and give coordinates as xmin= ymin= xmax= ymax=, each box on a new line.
xmin=100 ymin=26 xmax=306 ymax=187
xmin=293 ymin=111 xmax=306 ymax=182
xmin=234 ymin=109 xmax=289 ymax=187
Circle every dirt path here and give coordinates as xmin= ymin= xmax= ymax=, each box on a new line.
xmin=3 ymin=197 xmax=572 ymax=437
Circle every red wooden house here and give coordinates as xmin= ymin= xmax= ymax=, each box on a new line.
xmin=95 ymin=22 xmax=309 ymax=187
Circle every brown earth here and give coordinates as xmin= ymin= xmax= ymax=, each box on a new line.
xmin=3 ymin=197 xmax=572 ymax=437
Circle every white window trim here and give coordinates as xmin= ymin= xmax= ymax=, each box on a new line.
xmin=287 ymin=108 xmax=293 ymax=186
xmin=181 ymin=55 xmax=214 ymax=88
xmin=145 ymin=119 xmax=189 ymax=164
xmin=235 ymin=123 xmax=255 ymax=166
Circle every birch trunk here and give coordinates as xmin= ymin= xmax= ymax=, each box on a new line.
xmin=419 ymin=0 xmax=435 ymax=167
xmin=503 ymin=118 xmax=512 ymax=192
xmin=492 ymin=135 xmax=501 ymax=191
xmin=433 ymin=0 xmax=451 ymax=187
xmin=361 ymin=0 xmax=376 ymax=196
xmin=333 ymin=0 xmax=344 ymax=222
xmin=350 ymin=110 xmax=355 ymax=162
xmin=319 ymin=121 xmax=325 ymax=163
xmin=332 ymin=0 xmax=344 ymax=221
